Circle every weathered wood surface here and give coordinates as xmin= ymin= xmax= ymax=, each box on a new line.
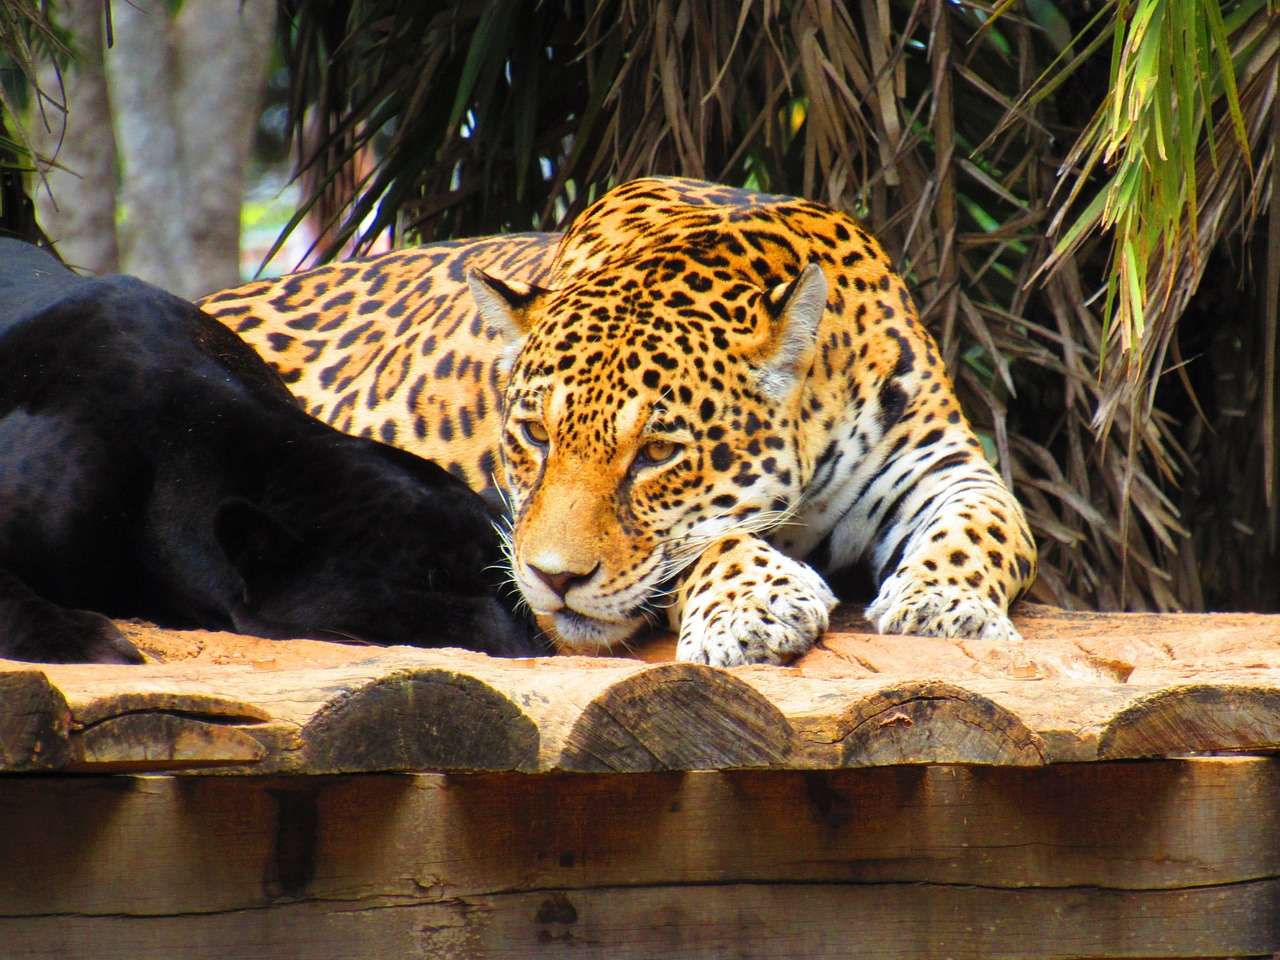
xmin=2 ymin=759 xmax=1277 ymax=958
xmin=0 ymin=603 xmax=1278 ymax=774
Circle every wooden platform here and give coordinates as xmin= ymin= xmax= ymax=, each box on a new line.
xmin=3 ymin=603 xmax=1279 ymax=958
xmin=4 ymin=761 xmax=1278 ymax=958
xmin=2 ymin=603 xmax=1279 ymax=775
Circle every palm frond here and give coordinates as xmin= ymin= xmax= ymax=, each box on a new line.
xmin=0 ymin=0 xmax=76 ymax=241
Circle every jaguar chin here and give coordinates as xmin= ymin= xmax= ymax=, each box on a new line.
xmin=538 ymin=607 xmax=643 ymax=654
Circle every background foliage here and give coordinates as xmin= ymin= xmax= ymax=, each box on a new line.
xmin=0 ymin=0 xmax=67 ymax=242
xmin=6 ymin=0 xmax=1280 ymax=611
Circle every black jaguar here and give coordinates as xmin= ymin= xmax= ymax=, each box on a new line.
xmin=0 ymin=239 xmax=541 ymax=663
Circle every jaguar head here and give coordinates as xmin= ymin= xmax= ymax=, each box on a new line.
xmin=468 ymin=258 xmax=828 ymax=652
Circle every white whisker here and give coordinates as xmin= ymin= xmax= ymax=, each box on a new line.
xmin=653 ymin=503 xmax=801 ymax=581
xmin=484 ymin=503 xmax=534 ymax=616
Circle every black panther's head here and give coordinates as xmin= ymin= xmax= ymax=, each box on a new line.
xmin=215 ymin=433 xmax=546 ymax=657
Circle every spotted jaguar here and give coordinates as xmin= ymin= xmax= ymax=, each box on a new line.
xmin=201 ymin=177 xmax=1037 ymax=666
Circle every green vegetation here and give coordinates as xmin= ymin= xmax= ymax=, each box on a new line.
xmin=0 ymin=0 xmax=67 ymax=241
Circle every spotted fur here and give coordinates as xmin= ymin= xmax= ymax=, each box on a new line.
xmin=202 ymin=178 xmax=1037 ymax=665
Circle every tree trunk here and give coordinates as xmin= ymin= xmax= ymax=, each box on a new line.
xmin=103 ymin=0 xmax=189 ymax=294
xmin=31 ymin=0 xmax=118 ymax=274
xmin=103 ymin=0 xmax=276 ymax=299
xmin=173 ymin=0 xmax=277 ymax=298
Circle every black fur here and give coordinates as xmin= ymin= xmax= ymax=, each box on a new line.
xmin=0 ymin=240 xmax=543 ymax=663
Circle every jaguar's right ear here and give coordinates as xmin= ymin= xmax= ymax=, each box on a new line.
xmin=467 ymin=269 xmax=550 ymax=365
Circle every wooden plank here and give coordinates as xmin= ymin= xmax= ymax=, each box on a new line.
xmin=0 ymin=761 xmax=1275 ymax=915
xmin=81 ymin=602 xmax=1280 ymax=685
xmin=8 ymin=879 xmax=1277 ymax=960
xmin=3 ymin=655 xmax=1280 ymax=773
xmin=636 ymin=603 xmax=1280 ymax=686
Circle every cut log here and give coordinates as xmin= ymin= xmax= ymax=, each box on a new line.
xmin=71 ymin=713 xmax=267 ymax=771
xmin=300 ymin=667 xmax=540 ymax=773
xmin=0 ymin=604 xmax=1279 ymax=774
xmin=560 ymin=662 xmax=793 ymax=771
xmin=803 ymin=680 xmax=1046 ymax=766
xmin=0 ymin=671 xmax=72 ymax=771
xmin=1099 ymin=683 xmax=1280 ymax=758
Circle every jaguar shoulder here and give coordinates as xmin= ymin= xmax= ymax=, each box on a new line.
xmin=202 ymin=177 xmax=1038 ymax=667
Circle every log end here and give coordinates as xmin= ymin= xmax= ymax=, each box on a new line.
xmin=0 ymin=670 xmax=72 ymax=771
xmin=70 ymin=713 xmax=268 ymax=772
xmin=302 ymin=668 xmax=540 ymax=773
xmin=1099 ymin=685 xmax=1280 ymax=758
xmin=560 ymin=662 xmax=794 ymax=772
xmin=817 ymin=681 xmax=1047 ymax=767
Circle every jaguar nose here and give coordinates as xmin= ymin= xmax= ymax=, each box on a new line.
xmin=528 ymin=562 xmax=600 ymax=600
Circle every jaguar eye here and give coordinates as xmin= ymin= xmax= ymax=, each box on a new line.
xmin=521 ymin=420 xmax=550 ymax=447
xmin=636 ymin=438 xmax=681 ymax=467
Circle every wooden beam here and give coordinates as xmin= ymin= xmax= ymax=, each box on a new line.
xmin=10 ymin=882 xmax=1278 ymax=959
xmin=1 ymin=759 xmax=1276 ymax=958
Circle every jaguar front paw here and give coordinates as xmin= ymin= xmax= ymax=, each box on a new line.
xmin=676 ymin=540 xmax=837 ymax=667
xmin=866 ymin=572 xmax=1028 ymax=673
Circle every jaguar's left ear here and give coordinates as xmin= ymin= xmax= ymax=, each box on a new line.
xmin=468 ymin=269 xmax=551 ymax=367
xmin=754 ymin=261 xmax=828 ymax=400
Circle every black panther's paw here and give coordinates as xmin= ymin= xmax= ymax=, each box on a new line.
xmin=75 ymin=611 xmax=146 ymax=664
xmin=2 ymin=606 xmax=145 ymax=665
